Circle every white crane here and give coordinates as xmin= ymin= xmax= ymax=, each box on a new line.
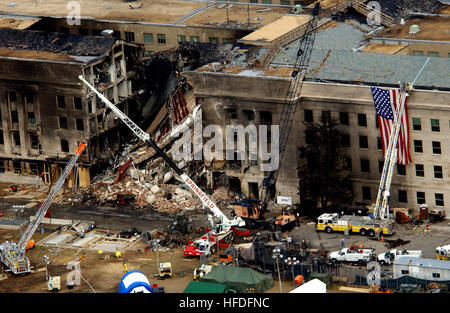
xmin=78 ymin=76 xmax=244 ymax=232
xmin=0 ymin=142 xmax=87 ymax=274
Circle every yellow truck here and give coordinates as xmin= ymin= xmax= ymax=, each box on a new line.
xmin=316 ymin=213 xmax=394 ymax=237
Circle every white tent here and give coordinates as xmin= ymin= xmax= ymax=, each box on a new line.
xmin=289 ymin=279 xmax=326 ymax=293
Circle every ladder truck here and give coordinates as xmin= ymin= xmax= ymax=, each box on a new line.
xmin=373 ymin=82 xmax=410 ymax=222
xmin=78 ymin=76 xmax=245 ymax=236
xmin=0 ymin=142 xmax=87 ymax=274
xmin=232 ymin=3 xmax=321 ymax=227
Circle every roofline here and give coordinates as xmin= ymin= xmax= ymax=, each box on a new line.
xmin=370 ymin=37 xmax=450 ymax=45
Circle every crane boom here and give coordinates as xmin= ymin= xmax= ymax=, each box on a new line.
xmin=78 ymin=76 xmax=244 ymax=230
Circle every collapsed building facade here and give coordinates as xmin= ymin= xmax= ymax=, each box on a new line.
xmin=0 ymin=28 xmax=143 ymax=185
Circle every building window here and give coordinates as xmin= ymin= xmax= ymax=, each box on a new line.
xmin=113 ymin=31 xmax=121 ymax=39
xmin=144 ymin=33 xmax=154 ymax=43
xmin=223 ymin=38 xmax=233 ymax=44
xmin=281 ymin=0 xmax=291 ymax=4
xmin=78 ymin=28 xmax=89 ymax=35
xmin=251 ymin=0 xmax=258 ymax=3
xmin=416 ymin=192 xmax=425 ymax=204
xmin=432 ymin=273 xmax=441 ymax=278
xmin=358 ymin=113 xmax=367 ymax=127
xmin=262 ymin=0 xmax=272 ymax=3
xmin=431 ymin=119 xmax=440 ymax=132
xmin=401 ymin=270 xmax=410 ymax=275
xmin=359 ymin=136 xmax=368 ymax=149
xmin=432 ymin=141 xmax=441 ymax=154
xmin=61 ymin=139 xmax=69 ymax=153
xmin=434 ymin=165 xmax=443 ymax=178
xmin=157 ymin=34 xmax=166 ymax=44
xmin=397 ymin=164 xmax=406 ymax=176
xmin=321 ymin=110 xmax=331 ymax=119
xmin=428 ymin=51 xmax=439 ymax=57
xmin=360 ymin=159 xmax=370 ymax=173
xmin=260 ymin=111 xmax=272 ymax=125
xmin=375 ymin=117 xmax=379 ymax=128
xmin=304 ymin=109 xmax=313 ymax=123
xmin=415 ymin=164 xmax=424 ymax=177
xmin=190 ymin=36 xmax=200 ymax=43
xmin=30 ymin=134 xmax=39 ymax=150
xmin=377 ymin=137 xmax=382 ymax=150
xmin=28 ymin=112 xmax=36 ymax=126
xmin=11 ymin=110 xmax=18 ymax=124
xmin=414 ymin=140 xmax=423 ymax=153
xmin=13 ymin=132 xmax=20 ymax=146
xmin=57 ymin=95 xmax=65 ymax=108
xmin=412 ymin=117 xmax=421 ymax=131
xmin=362 ymin=186 xmax=371 ymax=200
xmin=74 ymin=97 xmax=82 ymax=110
xmin=398 ymin=190 xmax=407 ymax=203
xmin=339 ymin=112 xmax=349 ymax=125
xmin=209 ymin=37 xmax=219 ymax=44
xmin=177 ymin=35 xmax=186 ymax=44
xmin=412 ymin=51 xmax=424 ymax=56
xmin=125 ymin=31 xmax=135 ymax=42
xmin=341 ymin=134 xmax=350 ymax=147
xmin=76 ymin=119 xmax=84 ymax=131
xmin=226 ymin=109 xmax=237 ymax=120
xmin=378 ymin=160 xmax=384 ymax=174
xmin=59 ymin=116 xmax=67 ymax=129
xmin=8 ymin=92 xmax=16 ymax=102
xmin=435 ymin=193 xmax=444 ymax=206
xmin=242 ymin=110 xmax=255 ymax=121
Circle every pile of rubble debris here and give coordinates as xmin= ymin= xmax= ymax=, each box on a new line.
xmin=373 ymin=0 xmax=444 ymax=19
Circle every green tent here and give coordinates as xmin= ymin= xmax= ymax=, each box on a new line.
xmin=200 ymin=265 xmax=274 ymax=293
xmin=183 ymin=281 xmax=231 ymax=293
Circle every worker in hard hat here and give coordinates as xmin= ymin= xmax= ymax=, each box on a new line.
xmin=123 ymin=260 xmax=128 ymax=273
xmin=115 ymin=248 xmax=122 ymax=258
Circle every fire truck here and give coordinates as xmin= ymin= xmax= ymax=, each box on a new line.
xmin=184 ymin=229 xmax=234 ymax=257
xmin=316 ymin=213 xmax=394 ymax=237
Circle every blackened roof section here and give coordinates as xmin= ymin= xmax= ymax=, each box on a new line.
xmin=0 ymin=29 xmax=116 ymax=57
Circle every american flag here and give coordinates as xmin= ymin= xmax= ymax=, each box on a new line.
xmin=370 ymin=87 xmax=411 ymax=165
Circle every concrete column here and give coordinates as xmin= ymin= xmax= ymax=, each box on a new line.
xmin=0 ymin=94 xmax=12 ymax=154
xmin=17 ymin=93 xmax=28 ymax=156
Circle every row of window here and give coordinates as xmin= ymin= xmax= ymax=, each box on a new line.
xmin=412 ymin=50 xmax=450 ymax=58
xmin=58 ymin=117 xmax=84 ymax=131
xmin=0 ymin=130 xmax=40 ymax=150
xmin=355 ymin=158 xmax=444 ymax=177
xmin=57 ymin=95 xmax=83 ymax=110
xmin=361 ymin=186 xmax=445 ymax=206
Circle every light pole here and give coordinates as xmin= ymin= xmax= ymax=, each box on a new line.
xmin=272 ymin=248 xmax=283 ymax=293
xmin=285 ymin=257 xmax=300 ymax=286
xmin=43 ymin=255 xmax=49 ymax=281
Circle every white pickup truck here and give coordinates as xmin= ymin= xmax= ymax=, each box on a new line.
xmin=377 ymin=249 xmax=422 ymax=265
xmin=329 ymin=248 xmax=374 ymax=265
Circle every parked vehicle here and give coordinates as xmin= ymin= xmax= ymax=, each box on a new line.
xmin=316 ymin=213 xmax=394 ymax=237
xmin=377 ymin=248 xmax=422 ymax=265
xmin=329 ymin=247 xmax=374 ymax=265
xmin=435 ymin=245 xmax=450 ymax=261
xmin=184 ymin=230 xmax=234 ymax=257
xmin=158 ymin=262 xmax=172 ymax=278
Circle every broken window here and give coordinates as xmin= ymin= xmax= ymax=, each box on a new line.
xmin=30 ymin=134 xmax=39 ymax=150
xmin=304 ymin=109 xmax=313 ymax=123
xmin=157 ymin=34 xmax=166 ymax=44
xmin=57 ymin=95 xmax=65 ymax=108
xmin=190 ymin=36 xmax=200 ymax=43
xmin=177 ymin=35 xmax=186 ymax=43
xmin=341 ymin=134 xmax=350 ymax=147
xmin=61 ymin=139 xmax=69 ymax=153
xmin=13 ymin=132 xmax=20 ymax=146
xmin=398 ymin=190 xmax=407 ymax=203
xmin=359 ymin=136 xmax=368 ymax=149
xmin=378 ymin=160 xmax=384 ymax=174
xmin=434 ymin=165 xmax=443 ymax=179
xmin=24 ymin=94 xmax=33 ymax=105
xmin=362 ymin=186 xmax=371 ymax=200
xmin=125 ymin=31 xmax=135 ymax=42
xmin=416 ymin=192 xmax=425 ymax=204
xmin=8 ymin=92 xmax=16 ymax=103
xmin=76 ymin=118 xmax=84 ymax=131
xmin=435 ymin=193 xmax=444 ymax=206
xmin=339 ymin=112 xmax=349 ymax=125
xmin=28 ymin=112 xmax=36 ymax=126
xmin=11 ymin=110 xmax=18 ymax=123
xmin=144 ymin=33 xmax=154 ymax=43
xmin=259 ymin=111 xmax=272 ymax=125
xmin=73 ymin=97 xmax=82 ymax=110
xmin=59 ymin=116 xmax=67 ymax=129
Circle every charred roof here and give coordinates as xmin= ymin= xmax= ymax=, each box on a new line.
xmin=0 ymin=28 xmax=116 ymax=57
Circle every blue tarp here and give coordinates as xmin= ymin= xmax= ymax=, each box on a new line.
xmin=119 ymin=270 xmax=152 ymax=293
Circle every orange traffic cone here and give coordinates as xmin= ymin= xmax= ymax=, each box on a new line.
xmin=361 ymin=241 xmax=364 ymax=249
xmin=381 ymin=235 xmax=384 ymax=242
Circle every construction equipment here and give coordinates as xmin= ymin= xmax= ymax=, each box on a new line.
xmin=184 ymin=229 xmax=234 ymax=257
xmin=158 ymin=262 xmax=172 ymax=278
xmin=79 ymin=76 xmax=244 ymax=234
xmin=0 ymin=142 xmax=87 ymax=275
xmin=167 ymin=213 xmax=194 ymax=235
xmin=316 ymin=213 xmax=394 ymax=237
xmin=232 ymin=4 xmax=321 ymax=227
